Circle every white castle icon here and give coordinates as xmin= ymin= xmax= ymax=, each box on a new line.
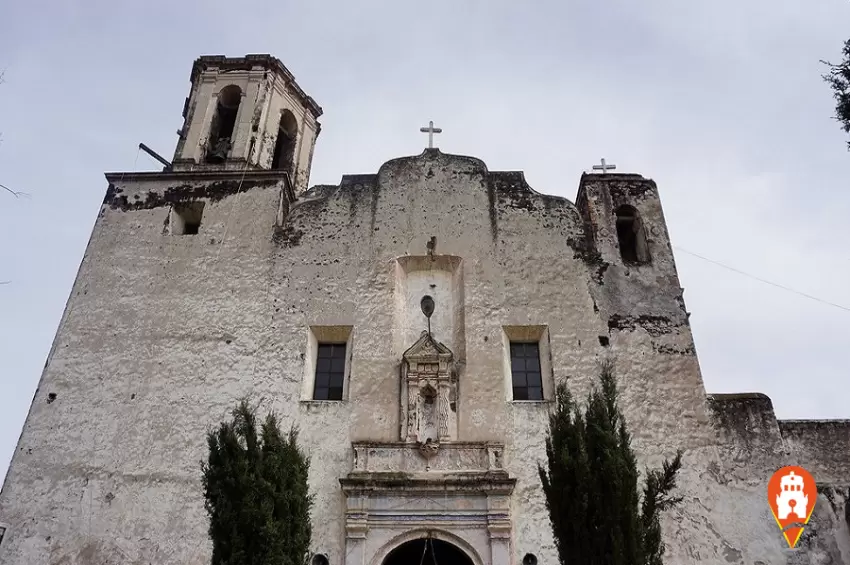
xmin=776 ymin=471 xmax=809 ymax=520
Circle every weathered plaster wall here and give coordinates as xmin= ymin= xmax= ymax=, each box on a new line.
xmin=0 ymin=150 xmax=847 ymax=565
xmin=0 ymin=170 xmax=291 ymax=564
xmin=663 ymin=393 xmax=850 ymax=564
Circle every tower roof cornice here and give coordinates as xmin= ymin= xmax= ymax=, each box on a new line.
xmin=189 ymin=54 xmax=323 ymax=118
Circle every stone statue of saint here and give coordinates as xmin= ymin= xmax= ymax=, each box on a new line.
xmin=419 ymin=386 xmax=439 ymax=444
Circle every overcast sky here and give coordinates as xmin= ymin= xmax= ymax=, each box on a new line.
xmin=1 ymin=0 xmax=849 ymax=479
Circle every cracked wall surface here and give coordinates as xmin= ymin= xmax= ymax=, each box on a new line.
xmin=0 ymin=149 xmax=847 ymax=565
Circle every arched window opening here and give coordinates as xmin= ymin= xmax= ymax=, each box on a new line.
xmin=615 ymin=205 xmax=650 ymax=264
xmin=271 ymin=110 xmax=298 ymax=171
xmin=206 ymin=85 xmax=242 ymax=163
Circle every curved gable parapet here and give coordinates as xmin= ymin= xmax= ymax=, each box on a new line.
xmin=290 ymin=151 xmax=588 ymax=253
xmin=373 ymin=149 xmax=580 ymax=215
xmin=376 ymin=148 xmax=489 ymax=181
xmin=488 ymin=170 xmax=578 ymax=213
xmin=300 ymin=151 xmax=580 ymax=220
xmin=487 ymin=170 xmax=585 ymax=248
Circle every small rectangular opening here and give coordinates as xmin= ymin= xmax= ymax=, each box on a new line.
xmin=171 ymin=202 xmax=205 ymax=235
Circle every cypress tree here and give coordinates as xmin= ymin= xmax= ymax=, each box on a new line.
xmin=202 ymin=400 xmax=313 ymax=565
xmin=538 ymin=360 xmax=682 ymax=565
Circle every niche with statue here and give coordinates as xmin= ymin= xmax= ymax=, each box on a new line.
xmin=400 ymin=296 xmax=458 ymax=460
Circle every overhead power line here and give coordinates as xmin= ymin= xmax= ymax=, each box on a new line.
xmin=673 ymin=246 xmax=850 ymax=314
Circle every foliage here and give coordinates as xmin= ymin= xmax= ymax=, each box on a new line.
xmin=538 ymin=360 xmax=683 ymax=565
xmin=202 ymin=400 xmax=313 ymax=565
xmin=822 ymin=40 xmax=850 ymax=150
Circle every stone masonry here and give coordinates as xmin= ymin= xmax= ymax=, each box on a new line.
xmin=0 ymin=54 xmax=848 ymax=565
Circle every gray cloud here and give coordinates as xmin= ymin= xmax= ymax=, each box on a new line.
xmin=1 ymin=0 xmax=849 ymax=478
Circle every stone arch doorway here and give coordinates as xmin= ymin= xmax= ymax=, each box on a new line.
xmin=382 ymin=536 xmax=474 ymax=565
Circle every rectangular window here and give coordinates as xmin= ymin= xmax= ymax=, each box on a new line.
xmin=314 ymin=343 xmax=346 ymax=401
xmin=301 ymin=326 xmax=352 ymax=402
xmin=510 ymin=342 xmax=543 ymax=401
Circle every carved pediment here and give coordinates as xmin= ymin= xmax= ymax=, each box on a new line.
xmin=403 ymin=331 xmax=453 ymax=364
xmin=400 ymin=331 xmax=458 ymax=444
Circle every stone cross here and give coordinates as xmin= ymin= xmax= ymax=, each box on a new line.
xmin=592 ymin=158 xmax=616 ymax=174
xmin=419 ymin=120 xmax=442 ymax=149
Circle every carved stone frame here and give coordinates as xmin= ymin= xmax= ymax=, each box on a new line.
xmin=340 ymin=472 xmax=515 ymax=565
xmin=400 ymin=331 xmax=457 ymax=446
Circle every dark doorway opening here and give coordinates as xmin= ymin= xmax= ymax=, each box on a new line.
xmin=206 ymin=85 xmax=242 ymax=164
xmin=383 ymin=537 xmax=473 ymax=565
xmin=614 ymin=204 xmax=650 ymax=264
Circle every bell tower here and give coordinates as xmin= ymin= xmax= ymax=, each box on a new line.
xmin=172 ymin=54 xmax=323 ymax=194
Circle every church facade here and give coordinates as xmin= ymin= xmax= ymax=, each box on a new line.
xmin=1 ymin=54 xmax=849 ymax=565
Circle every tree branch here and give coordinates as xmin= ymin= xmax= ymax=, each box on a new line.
xmin=0 ymin=183 xmax=30 ymax=198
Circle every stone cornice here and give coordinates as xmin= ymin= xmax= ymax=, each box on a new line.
xmin=340 ymin=472 xmax=516 ymax=495
xmin=189 ymin=54 xmax=323 ymax=118
xmin=104 ymin=168 xmax=292 ymax=185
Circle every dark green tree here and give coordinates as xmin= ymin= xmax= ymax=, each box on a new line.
xmin=822 ymin=40 xmax=850 ymax=150
xmin=538 ymin=360 xmax=683 ymax=565
xmin=202 ymin=400 xmax=313 ymax=565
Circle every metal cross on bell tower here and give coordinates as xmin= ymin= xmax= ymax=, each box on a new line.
xmin=419 ymin=120 xmax=442 ymax=149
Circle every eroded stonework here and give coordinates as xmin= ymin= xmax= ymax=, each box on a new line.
xmin=1 ymin=54 xmax=848 ymax=565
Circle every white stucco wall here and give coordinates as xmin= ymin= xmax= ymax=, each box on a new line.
xmin=0 ymin=150 xmax=847 ymax=565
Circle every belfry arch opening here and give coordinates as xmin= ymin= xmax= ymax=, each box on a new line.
xmin=615 ymin=204 xmax=650 ymax=264
xmin=382 ymin=537 xmax=474 ymax=565
xmin=206 ymin=85 xmax=242 ymax=163
xmin=271 ymin=109 xmax=298 ymax=171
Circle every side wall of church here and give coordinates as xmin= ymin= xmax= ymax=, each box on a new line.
xmin=1 ymin=151 xmax=848 ymax=565
xmin=0 ymin=172 xmax=292 ymax=564
xmin=657 ymin=394 xmax=850 ymax=564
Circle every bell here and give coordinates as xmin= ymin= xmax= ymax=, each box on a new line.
xmin=206 ymin=137 xmax=231 ymax=163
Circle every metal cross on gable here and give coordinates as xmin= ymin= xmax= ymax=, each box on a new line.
xmin=592 ymin=157 xmax=616 ymax=174
xmin=419 ymin=120 xmax=442 ymax=149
